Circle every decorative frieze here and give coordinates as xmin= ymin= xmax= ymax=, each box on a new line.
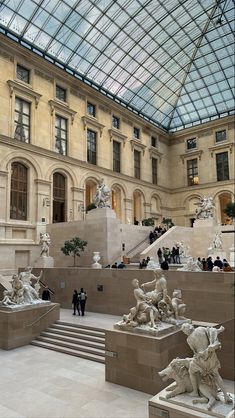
xmin=122 ymin=117 xmax=133 ymax=126
xmin=180 ymin=149 xmax=203 ymax=163
xmin=71 ymin=89 xmax=86 ymax=100
xmin=208 ymin=142 xmax=234 ymax=157
xmin=81 ymin=115 xmax=105 ymax=136
xmin=7 ymin=80 xmax=42 ymax=108
xmin=198 ymin=129 xmax=213 ymax=138
xmin=35 ymin=69 xmax=53 ymax=83
xmin=0 ymin=49 xmax=14 ymax=62
xmin=99 ymin=104 xmax=111 ymax=114
xmin=48 ymin=99 xmax=77 ymax=124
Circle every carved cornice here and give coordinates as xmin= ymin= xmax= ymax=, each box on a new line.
xmin=130 ymin=139 xmax=147 ymax=155
xmin=81 ymin=115 xmax=105 ymax=136
xmin=208 ymin=142 xmax=234 ymax=157
xmin=48 ymin=100 xmax=77 ymax=124
xmin=7 ymin=80 xmax=41 ymax=108
xmin=108 ymin=129 xmax=127 ymax=144
xmin=149 ymin=147 xmax=164 ymax=161
xmin=180 ymin=149 xmax=203 ymax=164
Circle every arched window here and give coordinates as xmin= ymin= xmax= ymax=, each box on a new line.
xmin=10 ymin=162 xmax=28 ymax=220
xmin=53 ymin=172 xmax=66 ymax=223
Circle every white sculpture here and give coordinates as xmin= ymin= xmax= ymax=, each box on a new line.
xmin=159 ymin=324 xmax=232 ymax=411
xmin=177 ymin=257 xmax=202 ymax=272
xmin=116 ymin=272 xmax=191 ymax=332
xmin=195 ymin=196 xmax=215 ymax=219
xmin=92 ymin=251 xmax=102 ymax=269
xmin=93 ymin=178 xmax=111 ymax=208
xmin=175 ymin=241 xmax=190 ymax=258
xmin=212 ymin=231 xmax=223 ymax=250
xmin=146 ymin=257 xmax=161 ymax=270
xmin=39 ymin=232 xmax=51 ymax=257
xmin=0 ymin=267 xmax=43 ymax=306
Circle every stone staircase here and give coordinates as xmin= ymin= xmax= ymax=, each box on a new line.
xmin=31 ymin=320 xmax=106 ymax=364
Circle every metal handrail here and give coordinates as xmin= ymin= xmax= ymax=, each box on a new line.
xmin=24 ymin=303 xmax=58 ymax=328
xmin=126 ymin=236 xmax=149 ymax=257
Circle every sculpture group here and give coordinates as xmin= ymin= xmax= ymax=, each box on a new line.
xmin=117 ymin=271 xmax=190 ymax=331
xmin=93 ymin=178 xmax=111 ymax=208
xmin=0 ymin=266 xmax=43 ymax=306
xmin=159 ymin=324 xmax=232 ymax=411
xmin=195 ymin=196 xmax=215 ymax=219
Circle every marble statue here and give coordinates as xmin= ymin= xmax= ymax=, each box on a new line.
xmin=39 ymin=232 xmax=51 ymax=257
xmin=159 ymin=324 xmax=233 ymax=411
xmin=93 ymin=178 xmax=111 ymax=208
xmin=116 ymin=271 xmax=191 ymax=333
xmin=195 ymin=196 xmax=215 ymax=219
xmin=212 ymin=231 xmax=223 ymax=250
xmin=146 ymin=257 xmax=161 ymax=270
xmin=177 ymin=257 xmax=202 ymax=272
xmin=0 ymin=267 xmax=43 ymax=307
xmin=175 ymin=241 xmax=190 ymax=258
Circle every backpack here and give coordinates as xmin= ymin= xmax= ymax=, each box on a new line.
xmin=80 ymin=292 xmax=86 ymax=301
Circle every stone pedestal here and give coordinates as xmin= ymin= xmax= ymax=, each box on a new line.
xmin=0 ymin=302 xmax=60 ymax=349
xmin=229 ymin=246 xmax=235 ymax=267
xmin=34 ymin=256 xmax=54 ymax=268
xmin=149 ymin=383 xmax=234 ymax=418
xmin=193 ymin=218 xmax=217 ymax=228
xmin=105 ymin=328 xmax=192 ymax=395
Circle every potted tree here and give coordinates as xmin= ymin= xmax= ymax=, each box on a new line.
xmin=61 ymin=236 xmax=87 ymax=267
xmin=223 ymin=202 xmax=235 ymax=224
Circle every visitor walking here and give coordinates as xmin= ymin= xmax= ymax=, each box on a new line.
xmin=72 ymin=289 xmax=80 ymax=316
xmin=79 ymin=288 xmax=87 ymax=316
xmin=41 ymin=285 xmax=50 ymax=301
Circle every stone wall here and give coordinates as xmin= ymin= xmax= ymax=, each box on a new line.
xmin=28 ymin=268 xmax=234 ymax=324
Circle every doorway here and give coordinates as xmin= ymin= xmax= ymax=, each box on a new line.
xmin=53 ymin=172 xmax=66 ymax=223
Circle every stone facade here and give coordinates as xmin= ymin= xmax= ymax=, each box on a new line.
xmin=0 ymin=35 xmax=234 ymax=269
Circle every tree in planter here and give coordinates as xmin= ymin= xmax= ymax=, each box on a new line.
xmin=141 ymin=218 xmax=155 ymax=226
xmin=61 ymin=237 xmax=87 ymax=267
xmin=162 ymin=217 xmax=175 ymax=230
xmin=223 ymin=202 xmax=235 ymax=222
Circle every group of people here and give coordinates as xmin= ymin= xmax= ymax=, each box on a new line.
xmin=72 ymin=288 xmax=88 ymax=316
xmin=197 ymin=256 xmax=233 ymax=272
xmin=157 ymin=246 xmax=181 ymax=264
xmin=149 ymin=226 xmax=167 ymax=245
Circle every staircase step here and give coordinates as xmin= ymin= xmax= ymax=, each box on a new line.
xmin=45 ymin=327 xmax=105 ymax=343
xmin=56 ymin=320 xmax=105 ymax=334
xmin=40 ymin=331 xmax=105 ymax=349
xmin=31 ymin=340 xmax=105 ymax=364
xmin=35 ymin=336 xmax=105 ymax=356
xmin=51 ymin=323 xmax=105 ymax=338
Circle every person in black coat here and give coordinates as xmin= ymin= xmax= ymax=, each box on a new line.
xmin=42 ymin=285 xmax=50 ymax=301
xmin=207 ymin=256 xmax=214 ymax=271
xmin=214 ymin=256 xmax=223 ymax=270
xmin=161 ymin=260 xmax=169 ymax=270
xmin=72 ymin=289 xmax=80 ymax=315
xmin=79 ymin=288 xmax=87 ymax=316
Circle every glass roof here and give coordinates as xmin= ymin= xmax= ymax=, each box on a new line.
xmin=0 ymin=0 xmax=234 ymax=132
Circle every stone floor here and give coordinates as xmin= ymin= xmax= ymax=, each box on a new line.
xmin=0 ymin=310 xmax=150 ymax=418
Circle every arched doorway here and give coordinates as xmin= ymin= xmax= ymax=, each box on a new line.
xmin=133 ymin=190 xmax=143 ymax=224
xmin=53 ymin=172 xmax=66 ymax=223
xmin=219 ymin=192 xmax=233 ymax=224
xmin=85 ymin=179 xmax=97 ymax=208
xmin=112 ymin=186 xmax=122 ymax=220
xmin=150 ymin=195 xmax=160 ymax=226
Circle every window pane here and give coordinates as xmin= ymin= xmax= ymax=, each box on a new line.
xmin=113 ymin=140 xmax=120 ymax=172
xmin=17 ymin=64 xmax=30 ymax=83
xmin=112 ymin=115 xmax=120 ymax=129
xmin=87 ymin=102 xmax=96 ymax=117
xmin=134 ymin=150 xmax=140 ymax=179
xmin=186 ymin=138 xmax=197 ymax=150
xmin=87 ymin=129 xmax=97 ymax=164
xmin=187 ymin=158 xmax=198 ymax=186
xmin=14 ymin=98 xmax=30 ymax=143
xmin=10 ymin=162 xmax=27 ymax=220
xmin=55 ymin=115 xmax=67 ymax=155
xmin=216 ymin=152 xmax=229 ymax=181
xmin=215 ymin=130 xmax=226 ymax=143
xmin=152 ymin=158 xmax=157 ymax=184
xmin=151 ymin=137 xmax=157 ymax=147
xmin=56 ymin=85 xmax=66 ymax=101
xmin=133 ymin=127 xmax=140 ymax=139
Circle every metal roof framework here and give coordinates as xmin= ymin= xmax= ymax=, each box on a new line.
xmin=0 ymin=0 xmax=234 ymax=132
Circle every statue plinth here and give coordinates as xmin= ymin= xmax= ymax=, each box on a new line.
xmin=149 ymin=384 xmax=234 ymax=418
xmin=34 ymin=256 xmax=54 ymax=268
xmin=229 ymin=246 xmax=235 ymax=267
xmin=86 ymin=207 xmax=116 ymax=220
xmin=193 ymin=218 xmax=217 ymax=228
xmin=207 ymin=249 xmax=226 ymax=260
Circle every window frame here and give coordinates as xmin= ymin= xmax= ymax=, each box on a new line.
xmin=186 ymin=137 xmax=197 ymax=151
xmin=14 ymin=97 xmax=31 ymax=143
xmin=112 ymin=115 xmax=120 ymax=130
xmin=87 ymin=102 xmax=96 ymax=117
xmin=10 ymin=162 xmax=28 ymax=221
xmin=134 ymin=149 xmax=141 ymax=179
xmin=152 ymin=157 xmax=158 ymax=185
xmin=55 ymin=114 xmax=68 ymax=156
xmin=113 ymin=140 xmax=121 ymax=173
xmin=216 ymin=151 xmax=229 ymax=181
xmin=56 ymin=84 xmax=67 ymax=102
xmin=151 ymin=136 xmax=157 ymax=148
xmin=215 ymin=130 xmax=227 ymax=143
xmin=16 ymin=64 xmax=30 ymax=84
xmin=133 ymin=126 xmax=140 ymax=139
xmin=187 ymin=158 xmax=199 ymax=186
xmin=87 ymin=129 xmax=97 ymax=165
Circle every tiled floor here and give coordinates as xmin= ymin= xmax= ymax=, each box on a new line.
xmin=0 ymin=310 xmax=150 ymax=418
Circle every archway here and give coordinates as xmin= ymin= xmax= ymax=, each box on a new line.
xmin=85 ymin=179 xmax=97 ymax=208
xmin=112 ymin=186 xmax=122 ymax=221
xmin=53 ymin=172 xmax=66 ymax=223
xmin=133 ymin=190 xmax=143 ymax=224
xmin=218 ymin=192 xmax=233 ymax=225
